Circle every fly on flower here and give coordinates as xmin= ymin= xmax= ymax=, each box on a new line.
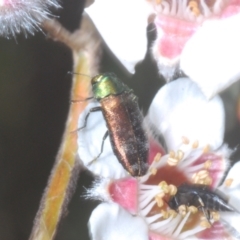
xmin=168 ymin=183 xmax=235 ymax=225
xmin=77 ymin=72 xmax=149 ymax=176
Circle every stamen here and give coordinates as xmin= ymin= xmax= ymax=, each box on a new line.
xmin=224 ymin=178 xmax=233 ymax=187
xmin=177 ymin=150 xmax=184 ymax=161
xmin=150 ymin=167 xmax=158 ymax=175
xmin=169 ymin=150 xmax=175 ymax=158
xmin=169 ymin=209 xmax=178 ymax=218
xmin=211 ymin=211 xmax=220 ymax=221
xmin=154 ymin=152 xmax=162 ymax=162
xmin=203 ymin=144 xmax=210 ymax=153
xmin=167 ymin=157 xmax=179 ymax=166
xmin=145 ymin=213 xmax=163 ymax=225
xmin=161 ymin=209 xmax=169 ymax=219
xmin=178 ymin=205 xmax=187 ymax=216
xmin=141 ymin=200 xmax=157 ymax=216
xmin=192 ymin=169 xmax=212 ymax=184
xmin=155 ymin=0 xmax=162 ymax=4
xmin=172 ymin=211 xmax=191 ymax=237
xmin=204 ymin=160 xmax=212 ymax=169
xmin=200 ymin=0 xmax=211 ymax=17
xmin=168 ymin=184 xmax=177 ymax=195
xmin=188 ymin=0 xmax=200 ymax=16
xmin=182 ymin=136 xmax=190 ymax=144
xmin=192 ymin=140 xmax=199 ymax=149
xmin=188 ymin=206 xmax=198 ymax=214
xmin=200 ymin=220 xmax=211 ymax=228
xmin=159 ymin=181 xmax=169 ymax=193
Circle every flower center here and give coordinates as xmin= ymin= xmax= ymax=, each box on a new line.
xmin=137 ymin=140 xmax=226 ymax=238
xmin=148 ymin=0 xmax=226 ymax=21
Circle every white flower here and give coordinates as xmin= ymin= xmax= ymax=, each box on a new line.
xmin=78 ymin=78 xmax=240 ymax=239
xmin=85 ymin=0 xmax=152 ymax=74
xmin=86 ymin=0 xmax=240 ymax=98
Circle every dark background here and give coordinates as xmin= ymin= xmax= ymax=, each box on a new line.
xmin=0 ymin=0 xmax=239 ymax=239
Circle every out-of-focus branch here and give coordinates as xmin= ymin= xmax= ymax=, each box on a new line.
xmin=42 ymin=12 xmax=101 ymax=75
xmin=29 ymin=12 xmax=102 ymax=240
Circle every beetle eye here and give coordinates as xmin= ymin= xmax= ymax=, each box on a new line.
xmin=91 ymin=75 xmax=101 ymax=85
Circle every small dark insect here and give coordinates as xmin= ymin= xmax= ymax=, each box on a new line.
xmin=168 ymin=183 xmax=234 ymax=223
xmin=77 ymin=72 xmax=149 ymax=176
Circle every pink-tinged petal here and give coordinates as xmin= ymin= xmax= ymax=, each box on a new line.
xmin=109 ymin=177 xmax=138 ymax=214
xmin=196 ymin=221 xmax=230 ymax=240
xmin=147 ymin=78 xmax=224 ymax=151
xmin=181 ymin=14 xmax=240 ymax=99
xmin=190 ymin=148 xmax=229 ymax=188
xmin=221 ymin=0 xmax=240 ymax=18
xmin=153 ymin=16 xmax=199 ymax=81
xmin=77 ymin=101 xmax=127 ymax=178
xmin=149 ymin=231 xmax=173 ymax=240
xmin=85 ymin=0 xmax=152 ymax=74
xmin=148 ymin=137 xmax=166 ymax=165
xmin=89 ymin=202 xmax=149 ymax=240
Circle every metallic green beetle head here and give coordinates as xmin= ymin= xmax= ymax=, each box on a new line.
xmin=91 ymin=73 xmax=131 ymax=100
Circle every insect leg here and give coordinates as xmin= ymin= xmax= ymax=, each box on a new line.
xmin=76 ymin=106 xmax=102 ymax=131
xmin=197 ymin=196 xmax=212 ymax=224
xmin=87 ymin=130 xmax=109 ymax=166
xmin=96 ymin=130 xmax=109 ymax=160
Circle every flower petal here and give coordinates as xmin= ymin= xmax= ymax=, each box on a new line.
xmin=181 ymin=14 xmax=240 ymax=99
xmin=85 ymin=0 xmax=152 ymax=73
xmin=89 ymin=202 xmax=149 ymax=240
xmin=147 ymin=78 xmax=225 ymax=151
xmin=77 ymin=101 xmax=127 ymax=178
xmin=219 ymin=161 xmax=240 ymax=212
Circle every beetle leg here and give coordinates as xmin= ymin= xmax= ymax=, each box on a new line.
xmin=74 ymin=106 xmax=102 ymax=132
xmin=87 ymin=130 xmax=109 ymax=166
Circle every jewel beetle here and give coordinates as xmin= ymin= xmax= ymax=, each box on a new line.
xmin=168 ymin=183 xmax=234 ymax=222
xmin=78 ymin=72 xmax=149 ymax=176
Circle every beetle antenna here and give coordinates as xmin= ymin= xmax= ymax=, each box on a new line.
xmin=67 ymin=71 xmax=92 ymax=79
xmin=71 ymin=97 xmax=94 ymax=103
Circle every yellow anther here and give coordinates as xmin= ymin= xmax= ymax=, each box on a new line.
xmin=225 ymin=178 xmax=233 ymax=187
xmin=200 ymin=220 xmax=211 ymax=228
xmin=178 ymin=205 xmax=187 ymax=216
xmin=192 ymin=140 xmax=199 ymax=149
xmin=169 ymin=150 xmax=175 ymax=158
xmin=155 ymin=196 xmax=164 ymax=208
xmin=188 ymin=0 xmax=200 ymax=16
xmin=169 ymin=209 xmax=178 ymax=218
xmin=188 ymin=0 xmax=198 ymax=7
xmin=188 ymin=206 xmax=198 ymax=214
xmin=177 ymin=150 xmax=184 ymax=161
xmin=150 ymin=167 xmax=157 ymax=175
xmin=204 ymin=160 xmax=212 ymax=169
xmin=203 ymin=144 xmax=210 ymax=153
xmin=155 ymin=0 xmax=162 ymax=4
xmin=161 ymin=210 xmax=169 ymax=219
xmin=167 ymin=157 xmax=179 ymax=166
xmin=159 ymin=181 xmax=169 ymax=193
xmin=204 ymin=176 xmax=212 ymax=186
xmin=197 ymin=170 xmax=209 ymax=179
xmin=157 ymin=192 xmax=165 ymax=198
xmin=168 ymin=184 xmax=177 ymax=196
xmin=211 ymin=211 xmax=220 ymax=221
xmin=192 ymin=173 xmax=200 ymax=183
xmin=154 ymin=152 xmax=162 ymax=162
xmin=182 ymin=136 xmax=190 ymax=144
